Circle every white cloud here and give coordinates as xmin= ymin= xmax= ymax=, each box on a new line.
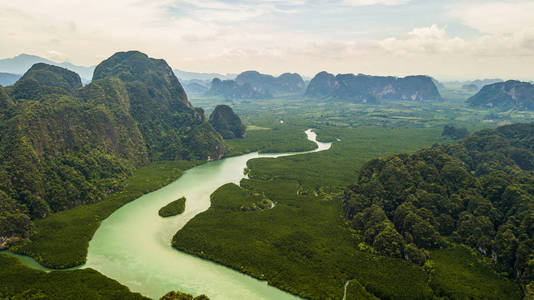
xmin=450 ymin=1 xmax=534 ymax=35
xmin=342 ymin=0 xmax=411 ymax=6
xmin=0 ymin=0 xmax=533 ymax=80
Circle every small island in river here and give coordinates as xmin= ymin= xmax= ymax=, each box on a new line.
xmin=158 ymin=197 xmax=186 ymax=217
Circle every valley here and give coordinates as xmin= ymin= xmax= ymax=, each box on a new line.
xmin=1 ymin=51 xmax=534 ymax=300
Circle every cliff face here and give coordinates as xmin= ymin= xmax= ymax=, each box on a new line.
xmin=305 ymin=72 xmax=441 ymax=103
xmin=467 ymin=80 xmax=534 ymax=110
xmin=93 ymin=51 xmax=225 ymax=161
xmin=0 ymin=52 xmax=227 ymax=239
xmin=0 ymin=75 xmax=148 ymax=220
xmin=209 ymin=105 xmax=246 ymax=139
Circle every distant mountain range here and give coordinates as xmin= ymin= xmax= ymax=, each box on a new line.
xmin=467 ymin=80 xmax=534 ymax=110
xmin=305 ymin=72 xmax=442 ymax=103
xmin=235 ymin=71 xmax=306 ymax=95
xmin=0 ymin=54 xmax=237 ymax=87
xmin=205 ymin=71 xmax=306 ymax=99
xmin=0 ymin=54 xmax=95 ymax=83
xmin=434 ymin=78 xmax=504 ymax=95
xmin=173 ymin=69 xmax=236 ymax=81
xmin=0 ymin=72 xmax=21 ymax=86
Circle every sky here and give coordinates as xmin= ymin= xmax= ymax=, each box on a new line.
xmin=0 ymin=0 xmax=533 ymax=81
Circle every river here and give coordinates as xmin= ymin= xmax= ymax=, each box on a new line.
xmin=81 ymin=129 xmax=331 ymax=299
xmin=2 ymin=130 xmax=330 ymax=299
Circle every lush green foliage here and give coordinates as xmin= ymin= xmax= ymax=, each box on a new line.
xmin=208 ymin=104 xmax=246 ymax=139
xmin=20 ymin=63 xmax=82 ymax=92
xmin=159 ymin=197 xmax=186 ymax=217
xmin=92 ymin=51 xmax=225 ymax=161
xmin=0 ymin=254 xmax=148 ymax=299
xmin=173 ymin=126 xmax=448 ymax=299
xmin=442 ymin=124 xmax=469 ymax=139
xmin=344 ymin=279 xmax=379 ymax=300
xmin=0 ymin=52 xmax=226 ymax=253
xmin=343 ymin=122 xmax=534 ymax=291
xmin=173 ymin=182 xmax=434 ymax=299
xmin=428 ymin=246 xmax=522 ymax=299
xmin=0 ymin=77 xmax=149 ymax=241
xmin=224 ymin=125 xmax=316 ymax=157
xmin=11 ymin=160 xmax=195 ymax=268
xmin=159 ymin=291 xmax=209 ymax=300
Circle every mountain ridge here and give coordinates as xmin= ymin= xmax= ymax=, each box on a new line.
xmin=305 ymin=71 xmax=442 ymax=103
xmin=467 ymin=80 xmax=534 ymax=110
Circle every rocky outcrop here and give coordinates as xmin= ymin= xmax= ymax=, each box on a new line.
xmin=467 ymin=80 xmax=534 ymax=110
xmin=209 ymin=105 xmax=246 ymax=139
xmin=305 ymin=72 xmax=441 ymax=103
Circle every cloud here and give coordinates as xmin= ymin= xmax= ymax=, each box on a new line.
xmin=342 ymin=0 xmax=411 ymax=6
xmin=378 ymin=25 xmax=465 ymax=56
xmin=0 ymin=0 xmax=533 ymax=80
xmin=450 ymin=1 xmax=534 ymax=35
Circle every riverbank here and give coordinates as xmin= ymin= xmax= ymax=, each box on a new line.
xmin=81 ymin=129 xmax=329 ymax=299
xmin=10 ymin=160 xmax=199 ymax=268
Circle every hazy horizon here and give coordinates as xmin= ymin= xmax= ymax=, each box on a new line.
xmin=1 ymin=0 xmax=533 ymax=81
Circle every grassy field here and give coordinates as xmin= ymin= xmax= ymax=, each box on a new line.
xmin=11 ymin=160 xmax=198 ymax=268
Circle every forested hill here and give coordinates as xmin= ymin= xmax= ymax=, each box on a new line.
xmin=305 ymin=71 xmax=442 ymax=103
xmin=343 ymin=122 xmax=534 ymax=293
xmin=209 ymin=105 xmax=246 ymax=139
xmin=92 ymin=51 xmax=225 ymax=161
xmin=467 ymin=80 xmax=534 ymax=110
xmin=0 ymin=51 xmax=226 ymax=247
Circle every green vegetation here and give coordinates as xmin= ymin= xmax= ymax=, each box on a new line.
xmin=225 ymin=124 xmax=316 ymax=156
xmin=19 ymin=63 xmax=82 ymax=92
xmin=208 ymin=104 xmax=246 ymax=139
xmin=92 ymin=50 xmax=226 ymax=161
xmin=171 ymin=97 xmax=526 ymax=299
xmin=343 ymin=122 xmax=534 ymax=293
xmin=3 ymin=64 xmax=534 ymax=298
xmin=159 ymin=197 xmax=186 ymax=217
xmin=159 ymin=291 xmax=209 ymax=300
xmin=173 ymin=126 xmax=448 ymax=299
xmin=0 ymin=254 xmax=148 ymax=299
xmin=11 ymin=160 xmax=196 ymax=268
xmin=428 ymin=246 xmax=522 ymax=299
xmin=442 ymin=124 xmax=469 ymax=139
xmin=174 ymin=182 xmax=433 ymax=299
xmin=0 ymin=51 xmax=227 ymax=259
xmin=344 ymin=279 xmax=379 ymax=300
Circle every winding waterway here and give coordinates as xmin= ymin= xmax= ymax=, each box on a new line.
xmin=81 ymin=129 xmax=331 ymax=299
